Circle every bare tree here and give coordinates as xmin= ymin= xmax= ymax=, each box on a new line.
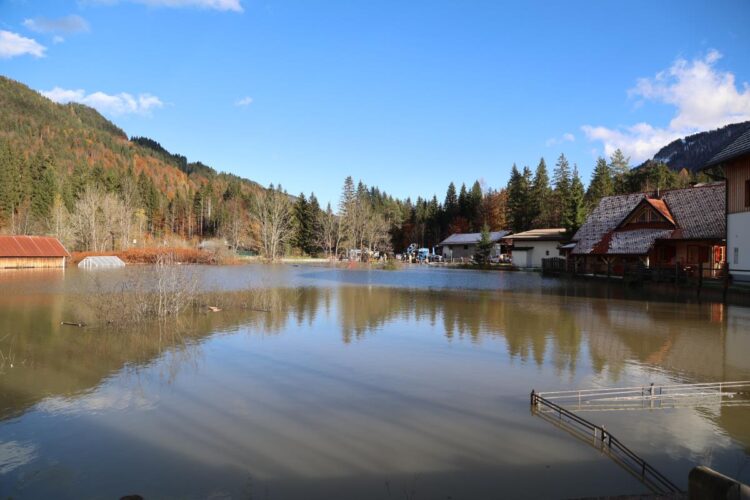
xmin=250 ymin=186 xmax=294 ymax=260
xmin=220 ymin=196 xmax=250 ymax=251
xmin=318 ymin=202 xmax=341 ymax=259
xmin=71 ymin=187 xmax=133 ymax=251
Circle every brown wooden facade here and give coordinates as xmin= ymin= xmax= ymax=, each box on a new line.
xmin=0 ymin=256 xmax=67 ymax=269
xmin=725 ymin=155 xmax=750 ymax=214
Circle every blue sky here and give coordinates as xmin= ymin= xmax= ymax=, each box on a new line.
xmin=2 ymin=0 xmax=750 ymax=207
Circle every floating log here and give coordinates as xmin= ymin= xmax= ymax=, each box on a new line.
xmin=61 ymin=321 xmax=86 ymax=328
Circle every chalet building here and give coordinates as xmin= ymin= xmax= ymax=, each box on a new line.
xmin=502 ymin=228 xmax=567 ymax=268
xmin=439 ymin=231 xmax=510 ymax=260
xmin=703 ymin=129 xmax=750 ymax=282
xmin=0 ymin=235 xmax=71 ymax=269
xmin=570 ymin=183 xmax=726 ymax=276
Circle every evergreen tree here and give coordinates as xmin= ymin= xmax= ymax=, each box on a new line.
xmin=585 ymin=157 xmax=613 ymax=211
xmin=506 ymin=164 xmax=532 ymax=233
xmin=293 ymin=193 xmax=316 ymax=255
xmin=29 ymin=153 xmax=57 ymax=225
xmin=563 ymin=165 xmax=586 ymax=236
xmin=469 ymin=180 xmax=483 ymax=230
xmin=530 ymin=157 xmax=552 ymax=227
xmin=609 ymin=149 xmax=631 ymax=194
xmin=473 ymin=224 xmax=493 ymax=264
xmin=444 ymin=182 xmax=458 ymax=217
xmin=457 ymin=183 xmax=469 ymax=220
xmin=552 ymin=153 xmax=572 ymax=226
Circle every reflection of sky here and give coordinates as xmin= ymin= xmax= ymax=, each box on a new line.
xmin=0 ymin=440 xmax=38 ymax=474
xmin=0 ymin=269 xmax=749 ymax=498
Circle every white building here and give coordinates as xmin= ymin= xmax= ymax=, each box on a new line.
xmin=503 ymin=228 xmax=567 ymax=269
xmin=704 ymin=129 xmax=750 ymax=282
xmin=439 ymin=231 xmax=510 ymax=261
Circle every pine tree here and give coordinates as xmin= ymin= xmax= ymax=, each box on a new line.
xmin=444 ymin=182 xmax=458 ymax=217
xmin=564 ymin=165 xmax=586 ymax=236
xmin=29 ymin=153 xmax=57 ymax=224
xmin=530 ymin=157 xmax=552 ymax=228
xmin=473 ymin=224 xmax=493 ymax=265
xmin=609 ymin=149 xmax=631 ymax=194
xmin=293 ymin=193 xmax=315 ymax=255
xmin=507 ymin=164 xmax=532 ymax=233
xmin=552 ymin=153 xmax=572 ymax=226
xmin=457 ymin=183 xmax=469 ymax=220
xmin=469 ymin=180 xmax=483 ymax=230
xmin=586 ymin=157 xmax=613 ymax=210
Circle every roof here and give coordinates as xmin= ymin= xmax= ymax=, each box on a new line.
xmin=571 ymin=183 xmax=725 ymax=256
xmin=78 ymin=256 xmax=126 ymax=268
xmin=439 ymin=231 xmax=510 ymax=245
xmin=704 ymin=129 xmax=750 ymax=168
xmin=504 ymin=228 xmax=567 ymax=241
xmin=644 ymin=199 xmax=675 ymax=225
xmin=0 ymin=235 xmax=70 ymax=258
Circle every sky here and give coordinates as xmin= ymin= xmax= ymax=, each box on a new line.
xmin=1 ymin=0 xmax=750 ymax=207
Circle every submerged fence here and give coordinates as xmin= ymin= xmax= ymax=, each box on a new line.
xmin=537 ymin=381 xmax=750 ymax=412
xmin=531 ymin=389 xmax=682 ymax=495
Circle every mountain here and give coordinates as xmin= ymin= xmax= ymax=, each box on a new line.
xmin=638 ymin=121 xmax=750 ymax=173
xmin=0 ymin=75 xmax=264 ymax=243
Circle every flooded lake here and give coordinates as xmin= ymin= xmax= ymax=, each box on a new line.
xmin=0 ymin=265 xmax=749 ymax=499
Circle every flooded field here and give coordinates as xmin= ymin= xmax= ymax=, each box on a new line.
xmin=0 ymin=264 xmax=749 ymax=499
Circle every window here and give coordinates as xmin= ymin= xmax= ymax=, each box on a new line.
xmin=545 ymin=250 xmax=549 ymax=256
xmin=463 ymin=245 xmax=468 ymax=250
xmin=735 ymin=247 xmax=740 ymax=265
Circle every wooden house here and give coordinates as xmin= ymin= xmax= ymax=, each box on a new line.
xmin=0 ymin=236 xmax=70 ymax=269
xmin=569 ymin=183 xmax=726 ymax=276
xmin=704 ymin=129 xmax=750 ymax=282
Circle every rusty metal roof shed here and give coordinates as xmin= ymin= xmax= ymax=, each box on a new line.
xmin=0 ymin=236 xmax=70 ymax=258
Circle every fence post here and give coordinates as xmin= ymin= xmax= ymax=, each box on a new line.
xmin=530 ymin=389 xmax=536 ymax=407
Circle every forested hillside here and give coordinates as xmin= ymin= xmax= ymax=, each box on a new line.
xmin=0 ymin=76 xmax=264 ymax=250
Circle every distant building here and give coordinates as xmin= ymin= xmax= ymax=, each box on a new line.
xmin=0 ymin=235 xmax=70 ymax=269
xmin=438 ymin=231 xmax=510 ymax=261
xmin=570 ymin=183 xmax=726 ymax=275
xmin=503 ymin=228 xmax=567 ymax=268
xmin=703 ymin=129 xmax=750 ymax=282
xmin=78 ymin=256 xmax=126 ymax=269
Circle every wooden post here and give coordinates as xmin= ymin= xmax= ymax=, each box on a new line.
xmin=698 ymin=261 xmax=703 ymax=297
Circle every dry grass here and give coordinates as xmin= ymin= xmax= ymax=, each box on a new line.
xmin=71 ymin=247 xmax=217 ymax=265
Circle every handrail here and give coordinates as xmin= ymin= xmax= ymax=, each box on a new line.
xmin=531 ymin=390 xmax=682 ymax=494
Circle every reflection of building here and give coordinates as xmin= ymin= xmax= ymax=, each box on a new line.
xmin=439 ymin=231 xmax=510 ymax=260
xmin=502 ymin=228 xmax=567 ymax=268
xmin=570 ymin=183 xmax=725 ymax=275
xmin=0 ymin=235 xmax=70 ymax=269
xmin=703 ymin=130 xmax=750 ymax=282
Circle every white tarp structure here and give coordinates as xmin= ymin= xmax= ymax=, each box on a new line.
xmin=78 ymin=256 xmax=126 ymax=269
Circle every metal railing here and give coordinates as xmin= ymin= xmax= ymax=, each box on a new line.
xmin=530 ymin=390 xmax=682 ymax=495
xmin=537 ymin=381 xmax=750 ymax=412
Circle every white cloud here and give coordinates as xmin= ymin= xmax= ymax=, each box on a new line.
xmin=53 ymin=36 xmax=65 ymax=44
xmin=89 ymin=0 xmax=243 ymax=11
xmin=41 ymin=87 xmax=164 ymax=116
xmin=583 ymin=50 xmax=750 ymax=162
xmin=545 ymin=132 xmax=575 ymax=147
xmin=235 ymin=96 xmax=253 ymax=106
xmin=23 ymin=15 xmax=90 ymax=34
xmin=0 ymin=30 xmax=46 ymax=59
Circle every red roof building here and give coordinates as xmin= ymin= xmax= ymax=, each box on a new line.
xmin=570 ymin=183 xmax=726 ymax=276
xmin=0 ymin=236 xmax=70 ymax=269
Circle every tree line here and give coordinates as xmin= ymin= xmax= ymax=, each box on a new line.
xmin=0 ymin=136 xmax=710 ymax=260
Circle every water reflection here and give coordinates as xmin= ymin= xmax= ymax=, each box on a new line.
xmin=0 ymin=268 xmax=748 ymax=499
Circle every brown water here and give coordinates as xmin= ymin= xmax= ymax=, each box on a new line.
xmin=0 ymin=265 xmax=748 ymax=499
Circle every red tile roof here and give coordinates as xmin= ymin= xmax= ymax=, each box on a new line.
xmin=0 ymin=236 xmax=70 ymax=258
